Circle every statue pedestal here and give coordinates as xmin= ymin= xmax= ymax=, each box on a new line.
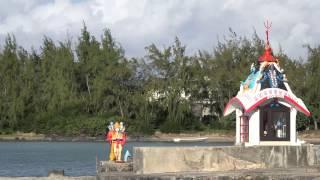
xmin=98 ymin=161 xmax=133 ymax=173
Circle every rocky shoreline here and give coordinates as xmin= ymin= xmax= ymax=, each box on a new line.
xmin=0 ymin=176 xmax=95 ymax=180
xmin=0 ymin=136 xmax=234 ymax=143
xmin=0 ymin=131 xmax=235 ymax=142
xmin=1 ymin=131 xmax=319 ymax=143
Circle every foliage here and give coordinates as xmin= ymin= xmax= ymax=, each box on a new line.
xmin=0 ymin=25 xmax=318 ymax=136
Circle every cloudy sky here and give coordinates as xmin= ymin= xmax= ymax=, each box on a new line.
xmin=0 ymin=0 xmax=319 ymax=59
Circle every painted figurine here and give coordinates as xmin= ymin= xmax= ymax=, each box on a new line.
xmin=106 ymin=121 xmax=126 ymax=162
xmin=106 ymin=122 xmax=115 ymax=161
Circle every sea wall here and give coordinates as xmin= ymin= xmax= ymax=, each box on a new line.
xmin=133 ymin=145 xmax=318 ymax=174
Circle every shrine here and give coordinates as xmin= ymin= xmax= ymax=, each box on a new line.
xmin=223 ymin=22 xmax=310 ymax=146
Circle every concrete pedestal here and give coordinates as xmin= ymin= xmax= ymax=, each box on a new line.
xmin=133 ymin=145 xmax=317 ymax=174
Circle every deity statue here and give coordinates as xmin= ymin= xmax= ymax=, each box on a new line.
xmin=105 ymin=121 xmax=127 ymax=162
xmin=258 ymin=63 xmax=286 ymax=89
xmin=240 ymin=63 xmax=261 ymax=93
xmin=106 ymin=122 xmax=115 ymax=161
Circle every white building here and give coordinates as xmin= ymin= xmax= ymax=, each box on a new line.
xmin=223 ymin=28 xmax=310 ymax=146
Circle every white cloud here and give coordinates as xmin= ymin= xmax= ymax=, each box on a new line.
xmin=0 ymin=0 xmax=319 ymax=59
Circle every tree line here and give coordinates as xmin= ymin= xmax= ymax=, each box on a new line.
xmin=0 ymin=25 xmax=319 ymax=136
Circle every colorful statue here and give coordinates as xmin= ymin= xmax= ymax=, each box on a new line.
xmin=258 ymin=63 xmax=285 ymax=89
xmin=239 ymin=47 xmax=288 ymax=94
xmin=240 ymin=63 xmax=261 ymax=93
xmin=105 ymin=121 xmax=126 ymax=162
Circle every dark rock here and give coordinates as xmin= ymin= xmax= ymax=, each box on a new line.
xmin=48 ymin=169 xmax=64 ymax=176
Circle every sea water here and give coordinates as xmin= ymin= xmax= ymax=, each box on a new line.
xmin=0 ymin=141 xmax=232 ymax=176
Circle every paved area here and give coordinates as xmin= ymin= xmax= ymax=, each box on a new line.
xmin=97 ymin=167 xmax=320 ymax=180
xmin=3 ymin=168 xmax=320 ymax=180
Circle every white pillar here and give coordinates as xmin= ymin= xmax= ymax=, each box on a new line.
xmin=249 ymin=110 xmax=260 ymax=145
xmin=290 ymin=108 xmax=297 ymax=144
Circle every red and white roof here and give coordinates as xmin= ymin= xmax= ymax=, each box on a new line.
xmin=223 ymin=88 xmax=310 ymax=116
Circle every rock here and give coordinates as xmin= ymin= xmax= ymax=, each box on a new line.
xmin=98 ymin=161 xmax=133 ymax=173
xmin=48 ymin=169 xmax=64 ymax=177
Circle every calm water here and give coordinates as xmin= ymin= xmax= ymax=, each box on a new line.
xmin=0 ymin=141 xmax=232 ymax=176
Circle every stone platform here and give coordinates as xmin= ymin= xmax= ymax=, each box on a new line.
xmin=133 ymin=144 xmax=319 ymax=174
xmin=97 ymin=145 xmax=320 ymax=179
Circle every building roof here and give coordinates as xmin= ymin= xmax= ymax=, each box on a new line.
xmin=223 ymin=88 xmax=310 ymax=116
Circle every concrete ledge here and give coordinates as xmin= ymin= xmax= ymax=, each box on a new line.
xmin=256 ymin=141 xmax=302 ymax=146
xmin=97 ymin=167 xmax=320 ymax=180
xmin=98 ymin=161 xmax=133 ymax=173
xmin=133 ymin=145 xmax=317 ymax=174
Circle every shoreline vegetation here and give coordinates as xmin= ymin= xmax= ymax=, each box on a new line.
xmin=0 ymin=24 xmax=319 ymax=138
xmin=0 ymin=131 xmax=234 ymax=142
xmin=1 ymin=131 xmax=320 ymax=143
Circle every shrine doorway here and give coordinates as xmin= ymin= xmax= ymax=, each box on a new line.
xmin=260 ymin=102 xmax=290 ymax=141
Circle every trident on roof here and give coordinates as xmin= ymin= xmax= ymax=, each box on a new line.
xmin=264 ymin=20 xmax=272 ymax=46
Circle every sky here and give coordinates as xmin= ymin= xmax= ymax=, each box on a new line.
xmin=0 ymin=0 xmax=319 ymax=60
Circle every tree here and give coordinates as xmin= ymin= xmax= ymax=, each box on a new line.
xmin=304 ymin=45 xmax=320 ymax=130
xmin=0 ymin=35 xmax=24 ymax=132
xmin=145 ymin=38 xmax=196 ymax=132
xmin=76 ymin=24 xmax=101 ymax=113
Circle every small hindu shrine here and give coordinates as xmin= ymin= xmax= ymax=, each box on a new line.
xmin=223 ymin=22 xmax=310 ymax=146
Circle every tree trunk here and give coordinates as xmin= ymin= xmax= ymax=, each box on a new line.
xmin=118 ymin=98 xmax=124 ymax=118
xmin=85 ymin=74 xmax=91 ymax=98
xmin=314 ymin=119 xmax=318 ymax=130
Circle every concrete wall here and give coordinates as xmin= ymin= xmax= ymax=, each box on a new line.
xmin=133 ymin=145 xmax=317 ymax=174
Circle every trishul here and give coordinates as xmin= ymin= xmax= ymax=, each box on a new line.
xmin=264 ymin=20 xmax=272 ymax=46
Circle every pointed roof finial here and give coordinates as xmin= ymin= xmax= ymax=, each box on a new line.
xmin=259 ymin=20 xmax=276 ymax=62
xmin=264 ymin=20 xmax=272 ymax=46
